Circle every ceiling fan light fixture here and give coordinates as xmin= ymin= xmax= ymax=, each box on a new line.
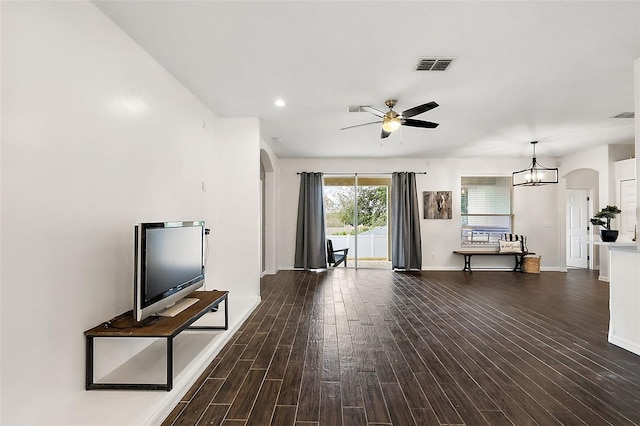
xmin=381 ymin=116 xmax=401 ymax=133
xmin=341 ymin=99 xmax=439 ymax=138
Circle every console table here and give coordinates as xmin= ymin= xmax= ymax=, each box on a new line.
xmin=453 ymin=250 xmax=533 ymax=272
xmin=85 ymin=290 xmax=228 ymax=391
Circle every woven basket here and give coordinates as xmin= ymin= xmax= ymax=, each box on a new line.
xmin=523 ymin=255 xmax=541 ymax=274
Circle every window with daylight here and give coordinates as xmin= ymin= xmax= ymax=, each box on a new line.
xmin=461 ymin=176 xmax=513 ymax=246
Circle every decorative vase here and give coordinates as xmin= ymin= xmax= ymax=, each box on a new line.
xmin=600 ymin=229 xmax=619 ymax=242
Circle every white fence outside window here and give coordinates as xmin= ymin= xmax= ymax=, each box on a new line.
xmin=326 ymin=234 xmax=388 ymax=259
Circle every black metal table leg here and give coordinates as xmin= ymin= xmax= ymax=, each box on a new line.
xmin=189 ymin=293 xmax=228 ymax=331
xmin=514 ymin=254 xmax=524 ymax=272
xmin=223 ymin=295 xmax=228 ymax=330
xmin=86 ymin=336 xmax=94 ymax=390
xmin=463 ymin=254 xmax=472 ymax=272
xmin=166 ymin=338 xmax=173 ymax=391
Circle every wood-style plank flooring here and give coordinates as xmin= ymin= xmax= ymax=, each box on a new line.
xmin=162 ymin=269 xmax=640 ymax=425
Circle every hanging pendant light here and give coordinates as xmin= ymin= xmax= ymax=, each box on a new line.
xmin=512 ymin=141 xmax=558 ymax=186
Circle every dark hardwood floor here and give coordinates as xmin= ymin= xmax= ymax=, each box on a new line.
xmin=162 ymin=269 xmax=640 ymax=425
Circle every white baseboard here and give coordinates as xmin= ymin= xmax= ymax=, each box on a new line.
xmin=421 ymin=266 xmax=563 ymax=272
xmin=279 ymin=266 xmax=564 ymax=272
xmin=147 ymin=295 xmax=261 ymax=426
xmin=608 ymin=333 xmax=640 ymax=357
xmin=420 ymin=266 xmax=462 ymax=271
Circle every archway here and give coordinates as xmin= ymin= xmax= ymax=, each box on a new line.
xmin=260 ymin=149 xmax=276 ymax=275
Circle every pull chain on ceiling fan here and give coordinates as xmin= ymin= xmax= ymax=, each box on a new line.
xmin=342 ymin=99 xmax=439 ymax=139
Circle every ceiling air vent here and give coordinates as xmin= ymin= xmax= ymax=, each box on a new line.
xmin=416 ymin=57 xmax=454 ymax=71
xmin=612 ymin=112 xmax=635 ymax=119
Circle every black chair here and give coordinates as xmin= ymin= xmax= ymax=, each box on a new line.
xmin=327 ymin=239 xmax=349 ymax=267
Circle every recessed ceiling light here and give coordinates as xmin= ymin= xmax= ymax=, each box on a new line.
xmin=274 ymin=99 xmax=286 ymax=107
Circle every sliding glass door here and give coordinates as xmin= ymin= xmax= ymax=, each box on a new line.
xmin=323 ymin=174 xmax=391 ymax=269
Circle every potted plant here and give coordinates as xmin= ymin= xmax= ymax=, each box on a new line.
xmin=590 ymin=205 xmax=622 ymax=242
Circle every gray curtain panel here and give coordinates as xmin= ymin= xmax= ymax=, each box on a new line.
xmin=294 ymin=172 xmax=327 ymax=269
xmin=391 ymin=172 xmax=423 ymax=270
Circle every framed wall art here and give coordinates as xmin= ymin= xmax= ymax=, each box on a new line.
xmin=423 ymin=191 xmax=452 ymax=219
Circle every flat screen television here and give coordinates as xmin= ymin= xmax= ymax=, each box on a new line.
xmin=134 ymin=221 xmax=205 ymax=321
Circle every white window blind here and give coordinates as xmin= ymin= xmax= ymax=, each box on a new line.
xmin=461 ymin=176 xmax=513 ymax=246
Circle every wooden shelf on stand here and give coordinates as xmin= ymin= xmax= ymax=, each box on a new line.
xmin=85 ymin=290 xmax=228 ymax=391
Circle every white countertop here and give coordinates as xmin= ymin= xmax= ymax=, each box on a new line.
xmin=581 ymin=240 xmax=639 ymax=251
xmin=608 ymin=243 xmax=640 ymax=252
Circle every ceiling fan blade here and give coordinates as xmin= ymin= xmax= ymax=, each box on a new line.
xmin=401 ymin=101 xmax=439 ymax=118
xmin=341 ymin=120 xmax=382 ymax=130
xmin=381 ymin=129 xmax=391 ymax=139
xmin=361 ymin=106 xmax=386 ymax=118
xmin=402 ymin=118 xmax=439 ymax=128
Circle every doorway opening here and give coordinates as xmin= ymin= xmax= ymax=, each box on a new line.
xmin=564 ymin=168 xmax=599 ymax=270
xmin=566 ymin=189 xmax=593 ymax=269
xmin=323 ymin=174 xmax=391 ymax=269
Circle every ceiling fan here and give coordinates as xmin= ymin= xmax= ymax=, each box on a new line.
xmin=342 ymin=99 xmax=439 ymax=139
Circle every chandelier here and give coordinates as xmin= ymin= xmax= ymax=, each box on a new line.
xmin=512 ymin=141 xmax=558 ymax=186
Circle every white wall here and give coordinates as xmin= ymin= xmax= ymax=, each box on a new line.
xmin=0 ymin=3 xmax=3 ymax=422
xmin=276 ymin=157 xmax=560 ymax=271
xmin=600 ymin=56 xmax=640 ymax=358
xmin=560 ymin=145 xmax=611 ymax=277
xmin=210 ymin=117 xmax=261 ymax=301
xmin=561 ymin=144 xmax=611 ymax=205
xmin=560 ymin=143 xmax=635 ymax=279
xmin=0 ymin=2 xmax=3 ymax=422
xmin=637 ymin=57 xmax=640 ymax=230
xmin=565 ymin=169 xmax=599 ymax=191
xmin=1 ymin=2 xmax=260 ymax=425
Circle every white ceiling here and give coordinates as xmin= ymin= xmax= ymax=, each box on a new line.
xmin=94 ymin=1 xmax=640 ymax=159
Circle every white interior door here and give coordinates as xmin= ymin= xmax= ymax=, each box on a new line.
xmin=619 ymin=179 xmax=637 ymax=241
xmin=566 ymin=189 xmax=589 ymax=268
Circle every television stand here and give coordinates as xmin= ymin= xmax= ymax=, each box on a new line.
xmin=157 ymin=297 xmax=199 ymax=317
xmin=85 ymin=290 xmax=228 ymax=391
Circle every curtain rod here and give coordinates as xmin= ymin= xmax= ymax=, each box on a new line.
xmin=296 ymin=172 xmax=427 ymax=175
